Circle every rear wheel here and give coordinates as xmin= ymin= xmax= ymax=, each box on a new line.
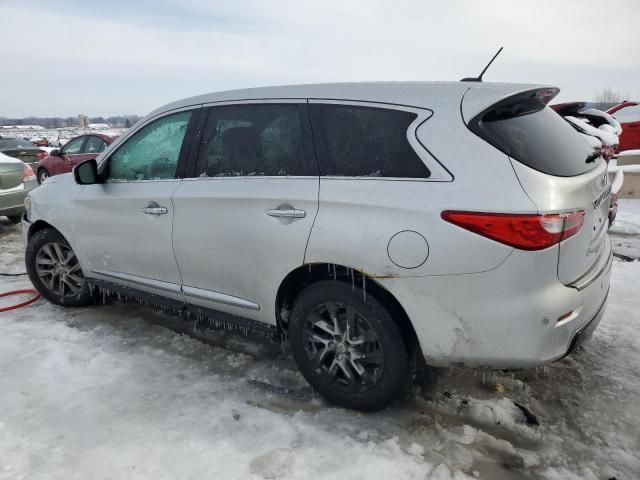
xmin=26 ymin=229 xmax=94 ymax=307
xmin=288 ymin=280 xmax=411 ymax=411
xmin=37 ymin=168 xmax=50 ymax=184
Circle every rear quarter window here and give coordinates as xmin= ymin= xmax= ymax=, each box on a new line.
xmin=310 ymin=104 xmax=430 ymax=178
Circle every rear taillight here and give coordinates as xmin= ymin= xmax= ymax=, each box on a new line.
xmin=35 ymin=151 xmax=48 ymax=161
xmin=441 ymin=210 xmax=585 ymax=250
xmin=23 ymin=165 xmax=36 ymax=183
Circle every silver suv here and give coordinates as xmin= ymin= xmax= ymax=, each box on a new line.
xmin=22 ymin=82 xmax=612 ymax=411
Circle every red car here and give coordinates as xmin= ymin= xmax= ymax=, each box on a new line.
xmin=31 ymin=138 xmax=50 ymax=147
xmin=607 ymin=101 xmax=640 ymax=152
xmin=36 ymin=134 xmax=117 ymax=184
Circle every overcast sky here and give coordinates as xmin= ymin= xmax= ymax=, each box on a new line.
xmin=1 ymin=0 xmax=638 ymax=117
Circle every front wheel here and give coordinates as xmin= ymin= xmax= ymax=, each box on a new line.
xmin=288 ymin=281 xmax=412 ymax=411
xmin=37 ymin=168 xmax=50 ymax=184
xmin=26 ymin=229 xmax=94 ymax=307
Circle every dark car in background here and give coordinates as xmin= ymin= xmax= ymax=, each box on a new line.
xmin=0 ymin=136 xmax=47 ymax=171
xmin=36 ymin=133 xmax=117 ymax=184
xmin=607 ymin=101 xmax=640 ymax=152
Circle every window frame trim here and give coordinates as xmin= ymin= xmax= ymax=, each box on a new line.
xmin=307 ymin=99 xmax=452 ymax=182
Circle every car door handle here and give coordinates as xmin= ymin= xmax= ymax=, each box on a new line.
xmin=266 ymin=208 xmax=306 ymax=219
xmin=142 ymin=206 xmax=168 ymax=215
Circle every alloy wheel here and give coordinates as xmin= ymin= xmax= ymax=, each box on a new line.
xmin=35 ymin=242 xmax=84 ymax=297
xmin=302 ymin=301 xmax=384 ymax=393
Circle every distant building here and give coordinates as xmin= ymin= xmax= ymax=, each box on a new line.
xmin=88 ymin=123 xmax=109 ymax=129
xmin=77 ymin=114 xmax=89 ymax=127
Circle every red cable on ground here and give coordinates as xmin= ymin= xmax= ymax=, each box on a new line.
xmin=0 ymin=289 xmax=41 ymax=313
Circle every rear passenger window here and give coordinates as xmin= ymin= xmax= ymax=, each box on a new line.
xmin=310 ymin=104 xmax=430 ymax=178
xmin=197 ymin=104 xmax=315 ymax=177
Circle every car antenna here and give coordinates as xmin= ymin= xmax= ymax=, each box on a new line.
xmin=461 ymin=46 xmax=503 ymax=82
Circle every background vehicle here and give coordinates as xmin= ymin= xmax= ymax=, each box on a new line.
xmin=36 ymin=133 xmax=116 ymax=184
xmin=23 ymin=82 xmax=612 ymax=411
xmin=0 ymin=152 xmax=37 ymax=223
xmin=0 ymin=136 xmax=47 ymax=171
xmin=30 ymin=137 xmax=50 ymax=147
xmin=607 ymin=101 xmax=640 ymax=152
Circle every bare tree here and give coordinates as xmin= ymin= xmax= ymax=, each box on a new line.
xmin=594 ymin=88 xmax=631 ymax=104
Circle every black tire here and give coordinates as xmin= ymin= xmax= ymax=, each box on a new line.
xmin=288 ymin=280 xmax=412 ymax=411
xmin=37 ymin=168 xmax=50 ymax=184
xmin=6 ymin=215 xmax=22 ymax=224
xmin=26 ymin=229 xmax=94 ymax=307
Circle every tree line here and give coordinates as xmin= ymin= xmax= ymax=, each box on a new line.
xmin=0 ymin=115 xmax=141 ymax=128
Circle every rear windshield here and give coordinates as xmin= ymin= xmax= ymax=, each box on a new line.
xmin=477 ymin=107 xmax=598 ymax=177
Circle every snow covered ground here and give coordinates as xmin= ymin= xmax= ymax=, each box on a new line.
xmin=1 ymin=204 xmax=640 ymax=480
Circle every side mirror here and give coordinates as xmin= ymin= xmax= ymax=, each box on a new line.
xmin=73 ymin=159 xmax=99 ymax=185
xmin=50 ymin=149 xmax=60 ymax=156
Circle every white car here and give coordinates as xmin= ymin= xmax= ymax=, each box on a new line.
xmin=22 ymin=82 xmax=612 ymax=410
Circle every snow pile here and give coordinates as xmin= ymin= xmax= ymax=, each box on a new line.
xmin=610 ymin=199 xmax=640 ymax=236
xmin=1 ymin=218 xmax=640 ymax=478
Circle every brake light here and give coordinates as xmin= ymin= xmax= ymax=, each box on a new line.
xmin=441 ymin=210 xmax=585 ymax=250
xmin=23 ymin=164 xmax=36 ymax=183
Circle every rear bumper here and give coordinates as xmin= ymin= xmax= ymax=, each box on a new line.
xmin=378 ymin=236 xmax=613 ymax=368
xmin=563 ymin=290 xmax=607 ymax=358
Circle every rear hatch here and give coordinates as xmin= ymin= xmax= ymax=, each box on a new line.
xmin=0 ymin=159 xmax=24 ymax=191
xmin=463 ymin=87 xmax=610 ymax=285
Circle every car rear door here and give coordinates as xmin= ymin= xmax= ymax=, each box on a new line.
xmin=171 ymin=101 xmax=319 ymax=324
xmin=72 ymin=108 xmax=199 ymax=302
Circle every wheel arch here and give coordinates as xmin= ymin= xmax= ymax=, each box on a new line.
xmin=27 ymin=219 xmax=57 ymax=240
xmin=275 ymin=263 xmax=422 ymax=358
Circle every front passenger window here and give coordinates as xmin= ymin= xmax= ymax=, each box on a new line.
xmin=108 ymin=111 xmax=191 ymax=181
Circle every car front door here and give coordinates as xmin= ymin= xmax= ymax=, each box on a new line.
xmin=72 ymin=108 xmax=198 ymax=302
xmin=171 ymin=101 xmax=319 ymax=324
xmin=56 ymin=136 xmax=86 ymax=175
